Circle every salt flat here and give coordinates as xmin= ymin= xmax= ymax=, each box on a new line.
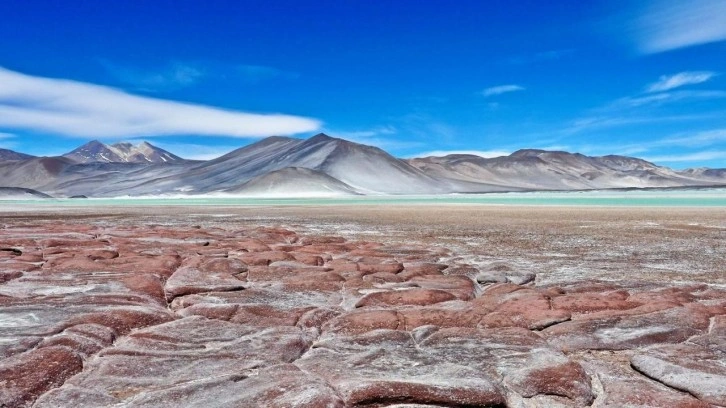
xmin=0 ymin=205 xmax=724 ymax=407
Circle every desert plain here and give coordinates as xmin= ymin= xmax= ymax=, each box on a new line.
xmin=0 ymin=204 xmax=725 ymax=407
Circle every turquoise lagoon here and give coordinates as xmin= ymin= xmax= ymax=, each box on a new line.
xmin=2 ymin=188 xmax=726 ymax=208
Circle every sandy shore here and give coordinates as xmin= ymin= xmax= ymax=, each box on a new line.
xmin=1 ymin=204 xmax=724 ymax=407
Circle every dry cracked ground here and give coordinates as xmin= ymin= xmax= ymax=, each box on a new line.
xmin=0 ymin=205 xmax=724 ymax=407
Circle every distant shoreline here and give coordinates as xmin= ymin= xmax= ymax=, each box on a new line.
xmin=1 ymin=187 xmax=725 ymax=210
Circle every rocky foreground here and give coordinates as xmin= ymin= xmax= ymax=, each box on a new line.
xmin=0 ymin=211 xmax=724 ymax=407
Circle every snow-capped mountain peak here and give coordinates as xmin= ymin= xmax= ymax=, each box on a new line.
xmin=63 ymin=141 xmax=184 ymax=164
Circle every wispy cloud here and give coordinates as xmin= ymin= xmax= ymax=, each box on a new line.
xmin=100 ymin=60 xmax=298 ymax=91
xmin=646 ymin=71 xmax=717 ymax=92
xmin=99 ymin=60 xmax=205 ymax=92
xmin=562 ymin=128 xmax=726 ymax=162
xmin=653 ymin=128 xmax=726 ymax=148
xmin=632 ymin=0 xmax=726 ymax=54
xmin=327 ymin=125 xmax=397 ymax=140
xmin=563 ymin=113 xmax=718 ymax=135
xmin=325 ymin=126 xmax=422 ymax=150
xmin=565 ymin=71 xmax=726 ymax=135
xmin=608 ymin=91 xmax=726 ymax=110
xmin=0 ymin=131 xmax=16 ymax=149
xmin=644 ymin=150 xmax=726 ymax=163
xmin=0 ymin=67 xmax=321 ymax=139
xmin=481 ymin=84 xmax=525 ymax=97
xmin=412 ymin=149 xmax=510 ymax=159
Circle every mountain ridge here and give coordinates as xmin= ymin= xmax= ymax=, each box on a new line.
xmin=0 ymin=134 xmax=724 ymax=197
xmin=0 ymin=148 xmax=35 ymax=161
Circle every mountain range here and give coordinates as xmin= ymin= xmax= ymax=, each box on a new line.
xmin=0 ymin=134 xmax=724 ymax=198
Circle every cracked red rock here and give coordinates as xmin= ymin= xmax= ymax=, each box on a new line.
xmin=0 ymin=218 xmax=723 ymax=407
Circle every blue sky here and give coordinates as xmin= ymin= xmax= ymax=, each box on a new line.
xmin=0 ymin=0 xmax=725 ymax=168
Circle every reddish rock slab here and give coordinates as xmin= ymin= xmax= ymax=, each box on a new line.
xmin=407 ymin=275 xmax=478 ymax=300
xmin=580 ymin=354 xmax=711 ymax=408
xmin=396 ymin=262 xmax=447 ymax=280
xmin=299 ymin=235 xmax=347 ymax=246
xmin=550 ymin=289 xmax=642 ymax=314
xmin=246 ymin=226 xmax=299 ymax=244
xmin=297 ymin=330 xmax=506 ymax=407
xmin=230 ymin=238 xmax=272 ymax=252
xmin=323 ymin=309 xmax=403 ymax=335
xmin=38 ymin=330 xmax=110 ymax=358
xmin=355 ymin=288 xmax=458 ymax=308
xmin=235 ymin=250 xmax=296 ymax=266
xmin=358 ymin=261 xmax=405 ymax=275
xmin=398 ymin=304 xmax=484 ymax=329
xmin=503 ymin=354 xmax=593 ymax=405
xmin=42 ymin=253 xmax=183 ymax=277
xmin=170 ymin=284 xmax=342 ymax=328
xmin=1 ymin=261 xmax=41 ymax=273
xmin=170 ymin=286 xmax=341 ymax=311
xmin=64 ymin=306 xmax=175 ymax=337
xmin=0 ymin=300 xmax=171 ymax=360
xmin=179 ymin=303 xmax=313 ymax=327
xmin=38 ymin=316 xmax=317 ymax=405
xmin=164 ymin=264 xmax=247 ymax=299
xmin=0 ymin=346 xmax=83 ymax=407
xmin=15 ymin=253 xmax=45 ymax=263
xmin=631 ymin=344 xmax=726 ymax=406
xmin=627 ymin=285 xmax=707 ymax=306
xmin=323 ymin=258 xmax=360 ymax=274
xmin=419 ymin=327 xmax=594 ymax=405
xmin=292 ymin=253 xmax=326 ymax=266
xmin=37 ymin=364 xmax=344 ymax=408
xmin=543 ymin=303 xmax=713 ymax=351
xmin=121 ymin=274 xmax=167 ymax=303
xmin=361 ymin=271 xmax=405 ymax=284
xmin=0 ymin=270 xmax=23 ymax=283
xmin=474 ymin=284 xmax=571 ymax=330
xmin=246 ymin=264 xmax=344 ymax=289
xmin=471 ymin=262 xmax=536 ymax=285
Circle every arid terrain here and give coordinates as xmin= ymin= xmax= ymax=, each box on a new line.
xmin=1 ymin=205 xmax=724 ymax=407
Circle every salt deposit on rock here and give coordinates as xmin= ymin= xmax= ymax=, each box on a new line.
xmin=0 ymin=216 xmax=723 ymax=407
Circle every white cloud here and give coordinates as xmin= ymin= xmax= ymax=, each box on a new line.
xmin=646 ymin=71 xmax=717 ymax=92
xmin=481 ymin=84 xmax=525 ymax=97
xmin=412 ymin=150 xmax=510 ymax=159
xmin=634 ymin=0 xmax=726 ymax=54
xmin=0 ymin=131 xmax=13 ymax=139
xmin=0 ymin=67 xmax=321 ymax=138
